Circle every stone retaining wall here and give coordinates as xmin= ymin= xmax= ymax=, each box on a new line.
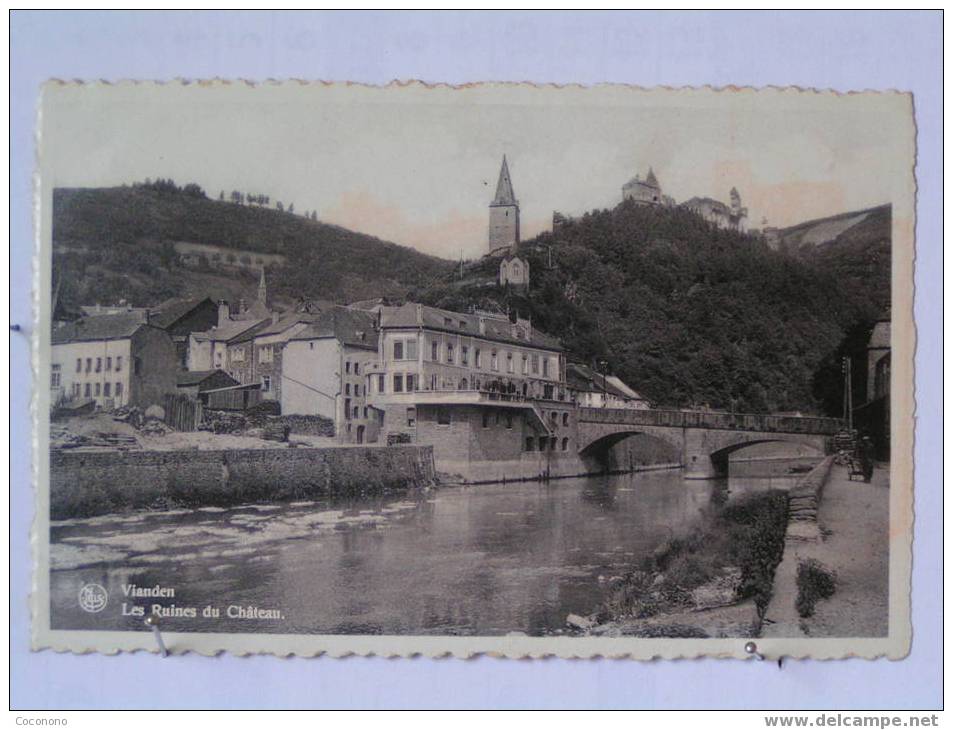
xmin=50 ymin=445 xmax=435 ymax=519
xmin=786 ymin=456 xmax=834 ymax=542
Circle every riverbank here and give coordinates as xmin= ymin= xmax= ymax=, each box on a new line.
xmin=761 ymin=463 xmax=889 ymax=638
xmin=50 ymin=444 xmax=436 ymax=519
xmin=568 ymin=488 xmax=789 ymax=638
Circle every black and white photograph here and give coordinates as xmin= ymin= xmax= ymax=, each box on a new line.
xmin=32 ymin=81 xmax=914 ymax=659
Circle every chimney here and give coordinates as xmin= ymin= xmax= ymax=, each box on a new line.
xmin=478 ymin=317 xmax=487 ymax=336
xmin=415 ymin=303 xmax=423 ymax=325
xmin=271 ymin=310 xmax=280 ymax=326
xmin=217 ymin=300 xmax=230 ymax=327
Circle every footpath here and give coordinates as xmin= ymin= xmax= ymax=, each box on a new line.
xmin=762 ymin=464 xmax=889 ymax=638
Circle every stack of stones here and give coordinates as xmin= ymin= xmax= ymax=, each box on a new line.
xmin=786 ymin=456 xmax=834 ymax=542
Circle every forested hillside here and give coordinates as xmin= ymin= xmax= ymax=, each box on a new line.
xmin=52 ymin=183 xmax=454 ymax=313
xmin=417 ymin=200 xmax=890 ymax=415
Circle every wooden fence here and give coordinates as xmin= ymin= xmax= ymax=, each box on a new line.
xmin=163 ymin=393 xmax=204 ymax=432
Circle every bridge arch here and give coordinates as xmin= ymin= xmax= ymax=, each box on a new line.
xmin=705 ymin=437 xmax=825 ymax=478
xmin=579 ymin=430 xmax=683 ymax=473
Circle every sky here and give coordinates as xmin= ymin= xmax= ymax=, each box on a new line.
xmin=40 ymin=82 xmax=913 ymax=260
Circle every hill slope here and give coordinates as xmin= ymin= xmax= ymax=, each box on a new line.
xmin=416 ymin=200 xmax=889 ymax=415
xmin=52 ymin=184 xmax=454 ymax=313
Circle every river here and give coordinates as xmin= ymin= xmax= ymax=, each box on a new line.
xmin=49 ymin=468 xmax=794 ymax=636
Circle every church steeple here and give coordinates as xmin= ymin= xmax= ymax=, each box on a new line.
xmin=492 ymin=155 xmax=517 ymax=206
xmin=488 ymin=155 xmax=521 ymax=254
xmin=258 ymin=268 xmax=267 ymax=306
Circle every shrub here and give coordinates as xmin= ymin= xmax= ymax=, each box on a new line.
xmin=795 ymin=559 xmax=837 ymax=618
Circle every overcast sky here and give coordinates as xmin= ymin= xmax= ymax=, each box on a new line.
xmin=41 ymin=82 xmax=913 ymax=260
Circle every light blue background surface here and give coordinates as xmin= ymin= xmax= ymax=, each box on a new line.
xmin=10 ymin=11 xmax=942 ymax=710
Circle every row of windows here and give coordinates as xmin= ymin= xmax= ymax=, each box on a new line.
xmin=69 ymin=381 xmax=124 ymax=399
xmin=344 ymin=382 xmax=364 ymax=397
xmin=344 ymin=361 xmax=362 ymax=375
xmin=526 ymin=436 xmax=570 ymax=452
xmin=74 ymin=356 xmax=123 ymax=374
xmin=391 ymin=336 xmax=552 ymax=377
xmin=342 ymin=398 xmax=371 ymax=421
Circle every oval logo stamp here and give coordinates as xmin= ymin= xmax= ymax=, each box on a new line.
xmin=78 ymin=583 xmax=108 ymax=613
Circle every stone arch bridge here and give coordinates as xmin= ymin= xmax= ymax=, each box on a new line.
xmin=576 ymin=407 xmax=842 ymax=478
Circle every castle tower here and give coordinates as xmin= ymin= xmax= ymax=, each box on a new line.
xmin=258 ymin=268 xmax=267 ymax=306
xmin=489 ymin=155 xmax=520 ymax=255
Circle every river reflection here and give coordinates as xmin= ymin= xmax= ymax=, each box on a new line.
xmin=50 ymin=469 xmax=788 ymax=636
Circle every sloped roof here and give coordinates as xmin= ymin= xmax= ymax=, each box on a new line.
xmin=196 ymin=317 xmax=269 ymax=344
xmin=51 ymin=312 xmax=150 ymax=344
xmin=491 ymin=155 xmax=517 ymax=206
xmin=566 ymin=362 xmax=645 ymax=401
xmin=231 ymin=312 xmax=319 ymax=344
xmin=380 ymin=302 xmax=562 ymax=352
xmin=289 ymin=306 xmax=378 ymax=350
xmin=149 ymin=297 xmax=215 ymax=329
xmin=175 ymin=370 xmax=239 ymax=388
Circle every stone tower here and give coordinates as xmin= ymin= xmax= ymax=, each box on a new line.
xmin=489 ymin=155 xmax=520 ymax=255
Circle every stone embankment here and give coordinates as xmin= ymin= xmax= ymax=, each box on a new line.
xmin=50 ymin=444 xmax=436 ymax=519
xmin=785 ymin=456 xmax=834 ymax=542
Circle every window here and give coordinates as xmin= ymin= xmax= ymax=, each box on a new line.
xmin=475 ymin=349 xmax=482 ymax=368
xmin=261 ymin=375 xmax=271 ymax=392
xmin=346 ymin=361 xmax=352 ymax=373
xmin=443 ymin=317 xmax=453 ymax=327
xmin=562 ymin=412 xmax=569 ymax=426
xmin=50 ymin=364 xmax=61 ymax=388
xmin=446 ymin=343 xmax=454 ymax=364
xmin=85 ymin=358 xmax=92 ymax=373
xmin=431 ymin=341 xmax=439 ymax=361
xmin=550 ymin=437 xmax=558 ymax=451
xmin=506 ymin=352 xmax=514 ymax=373
xmin=393 ymin=341 xmax=403 ymax=360
xmin=491 ymin=351 xmax=498 ymax=371
xmin=355 ymin=384 xmax=361 ymax=397
xmin=437 ymin=408 xmax=451 ymax=426
xmin=230 ymin=349 xmax=242 ymax=362
xmin=75 ymin=358 xmax=81 ymax=373
xmin=106 ymin=356 xmax=112 ymax=371
xmin=522 ymin=355 xmax=529 ymax=374
xmin=430 ymin=374 xmax=438 ymax=390
xmin=505 ymin=413 xmax=513 ymax=430
xmin=84 ymin=383 xmax=91 ymax=398
xmin=345 ymin=383 xmax=351 ymax=396
xmin=104 ymin=382 xmax=111 ymax=397
xmin=406 ymin=374 xmax=416 ymax=392
xmin=377 ymin=374 xmax=385 ymax=393
xmin=353 ymin=406 xmax=359 ymax=419
xmin=393 ymin=374 xmax=404 ymax=393
xmin=482 ymin=412 xmax=490 ymax=429
xmin=71 ymin=383 xmax=80 ymax=398
xmin=532 ymin=355 xmax=539 ymax=374
xmin=461 ymin=346 xmax=469 ymax=365
xmin=363 ymin=406 xmax=369 ymax=419
xmin=94 ymin=383 xmax=101 ymax=397
xmin=115 ymin=382 xmax=122 ymax=398
xmin=550 ymin=411 xmax=558 ymax=424
xmin=344 ymin=398 xmax=351 ymax=419
xmin=525 ymin=437 xmax=535 ymax=451
xmin=406 ymin=407 xmax=416 ymax=427
xmin=459 ymin=320 xmax=467 ymax=329
xmin=561 ymin=437 xmax=569 ymax=451
xmin=354 ymin=363 xmax=361 ymax=375
xmin=115 ymin=356 xmax=122 ymax=371
xmin=543 ymin=358 xmax=550 ymax=377
xmin=538 ymin=436 xmax=548 ymax=451
xmin=406 ymin=339 xmax=417 ymax=360
xmin=259 ymin=346 xmax=272 ymax=363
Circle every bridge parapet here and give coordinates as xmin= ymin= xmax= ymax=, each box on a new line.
xmin=577 ymin=407 xmax=842 ymax=435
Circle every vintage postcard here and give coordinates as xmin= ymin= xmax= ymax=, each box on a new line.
xmin=31 ymin=81 xmax=914 ymax=659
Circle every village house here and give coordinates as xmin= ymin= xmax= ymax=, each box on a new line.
xmin=174 ymin=369 xmax=240 ymax=400
xmin=281 ymin=306 xmax=379 ymax=443
xmin=51 ymin=311 xmax=178 ymax=410
xmin=148 ymin=296 xmax=220 ymax=369
xmin=226 ymin=311 xmax=320 ymax=402
xmin=682 ymin=187 xmax=749 ymax=233
xmin=566 ymin=362 xmax=650 ymax=409
xmin=186 ymin=300 xmax=269 ymax=373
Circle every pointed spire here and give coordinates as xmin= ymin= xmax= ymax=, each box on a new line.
xmin=645 ymin=167 xmax=659 ymax=188
xmin=258 ymin=268 xmax=267 ymax=305
xmin=492 ymin=155 xmax=517 ymax=206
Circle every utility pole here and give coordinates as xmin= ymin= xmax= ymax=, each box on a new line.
xmin=598 ymin=359 xmax=609 ymax=408
xmin=842 ymin=356 xmax=854 ymax=431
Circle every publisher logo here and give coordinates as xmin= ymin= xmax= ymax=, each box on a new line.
xmin=78 ymin=583 xmax=108 ymax=613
